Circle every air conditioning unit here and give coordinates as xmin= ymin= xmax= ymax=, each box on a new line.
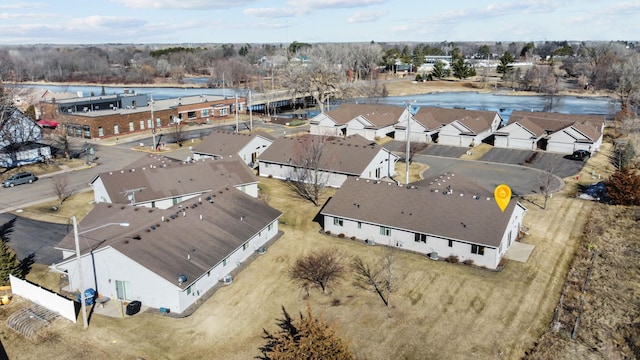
xmin=364 ymin=239 xmax=375 ymax=246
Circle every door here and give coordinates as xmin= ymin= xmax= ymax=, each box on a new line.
xmin=115 ymin=280 xmax=133 ymax=301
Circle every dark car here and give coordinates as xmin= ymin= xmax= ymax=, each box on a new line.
xmin=2 ymin=172 xmax=37 ymax=187
xmin=571 ymin=150 xmax=591 ymax=161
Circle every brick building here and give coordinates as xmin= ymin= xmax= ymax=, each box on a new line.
xmin=39 ymin=93 xmax=246 ymax=139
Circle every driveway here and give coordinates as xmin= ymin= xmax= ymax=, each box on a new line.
xmin=0 ymin=213 xmax=68 ymax=264
xmin=385 ymin=142 xmax=469 ymax=158
xmin=479 ymin=148 xmax=586 ymax=179
xmin=414 ymin=155 xmax=564 ymax=197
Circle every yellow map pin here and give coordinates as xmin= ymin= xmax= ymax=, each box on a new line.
xmin=494 ymin=184 xmax=512 ymax=212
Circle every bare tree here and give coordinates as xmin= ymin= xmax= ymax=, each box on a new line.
xmin=612 ymin=54 xmax=640 ymax=117
xmin=172 ymin=117 xmax=185 ymax=146
xmin=287 ymin=135 xmax=335 ymax=206
xmin=351 ymin=248 xmax=395 ymax=307
xmin=51 ymin=175 xmax=72 ymax=205
xmin=537 ymin=160 xmax=558 ymax=210
xmin=285 ymin=45 xmax=352 ymax=113
xmin=289 ymin=248 xmax=345 ymax=294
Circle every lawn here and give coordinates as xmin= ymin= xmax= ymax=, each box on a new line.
xmin=1 ymin=172 xmax=592 ymax=360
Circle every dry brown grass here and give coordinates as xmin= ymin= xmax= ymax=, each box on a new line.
xmin=394 ymin=161 xmax=428 ymax=184
xmin=16 ymin=190 xmax=95 ymax=224
xmin=0 ymin=174 xmax=593 ymax=360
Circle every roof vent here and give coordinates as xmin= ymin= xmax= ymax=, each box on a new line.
xmin=178 ymin=275 xmax=187 ymax=285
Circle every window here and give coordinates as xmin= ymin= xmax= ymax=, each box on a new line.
xmin=243 ymin=242 xmax=249 ymax=251
xmin=357 ymin=222 xmax=362 ymax=229
xmin=187 ymin=285 xmax=192 ymax=295
xmin=187 ymin=111 xmax=196 ymax=119
xmin=448 ymin=240 xmax=453 ymax=247
xmin=83 ymin=125 xmax=90 ymax=138
xmin=98 ymin=127 xmax=104 ymax=137
xmin=333 ymin=218 xmax=344 ymax=227
xmin=156 ymin=118 xmax=161 ymax=127
xmin=115 ymin=280 xmax=132 ymax=300
xmin=380 ymin=226 xmax=391 ymax=236
xmin=268 ymin=223 xmax=273 ymax=231
xmin=415 ymin=233 xmax=427 ymax=243
xmin=220 ymin=108 xmax=228 ymax=116
xmin=201 ymin=109 xmax=209 ymax=117
xmin=375 ymin=167 xmax=381 ymax=178
xmin=223 ymin=258 xmax=229 ymax=266
xmin=114 ymin=124 xmax=119 ymax=134
xmin=129 ymin=122 xmax=134 ymax=132
xmin=471 ymin=245 xmax=485 ymax=255
xmin=147 ymin=119 xmax=152 ymax=128
xmin=139 ymin=120 xmax=145 ymax=130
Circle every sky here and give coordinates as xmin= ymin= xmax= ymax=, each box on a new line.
xmin=0 ymin=0 xmax=639 ymax=45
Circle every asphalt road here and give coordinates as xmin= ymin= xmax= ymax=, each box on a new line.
xmin=0 ymin=213 xmax=69 ymax=264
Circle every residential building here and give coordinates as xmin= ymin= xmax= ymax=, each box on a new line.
xmin=191 ymin=131 xmax=274 ymax=167
xmin=494 ymin=111 xmax=605 ymax=154
xmin=394 ymin=107 xmax=446 ymax=143
xmin=309 ymin=103 xmax=408 ymax=140
xmin=51 ymin=186 xmax=282 ymax=314
xmin=90 ymin=157 xmax=259 ymax=208
xmin=435 ymin=108 xmax=502 ymax=147
xmin=321 ymin=176 xmax=527 ymax=269
xmin=0 ymin=107 xmax=51 ymax=168
xmin=258 ymin=134 xmax=399 ymax=188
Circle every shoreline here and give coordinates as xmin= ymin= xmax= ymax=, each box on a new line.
xmin=7 ymin=78 xmax=616 ymax=100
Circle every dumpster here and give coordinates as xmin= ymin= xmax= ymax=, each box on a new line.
xmin=77 ymin=288 xmax=96 ymax=306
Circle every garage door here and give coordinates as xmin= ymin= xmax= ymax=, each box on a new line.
xmin=508 ymin=138 xmax=535 ymax=150
xmin=494 ymin=135 xmax=509 ymax=148
xmin=437 ymin=134 xmax=461 ymax=146
xmin=547 ymin=141 xmax=575 ymax=154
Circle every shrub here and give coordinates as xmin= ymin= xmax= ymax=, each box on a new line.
xmin=338 ymin=233 xmax=345 ymax=238
xmin=325 ymin=230 xmax=331 ymax=235
xmin=446 ymin=255 xmax=459 ymax=263
xmin=463 ymin=259 xmax=474 ymax=266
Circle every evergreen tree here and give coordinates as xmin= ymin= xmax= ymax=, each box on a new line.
xmin=452 ymin=58 xmax=476 ymax=79
xmin=605 ymin=167 xmax=640 ymax=205
xmin=258 ymin=305 xmax=353 ymax=360
xmin=431 ymin=60 xmax=450 ymax=79
xmin=497 ymin=51 xmax=515 ymax=79
xmin=0 ymin=239 xmax=22 ymax=286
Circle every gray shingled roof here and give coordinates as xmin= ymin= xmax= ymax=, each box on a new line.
xmin=192 ymin=130 xmax=274 ymax=157
xmin=258 ymin=134 xmax=389 ymax=175
xmin=422 ymin=107 xmax=500 ymax=133
xmin=92 ymin=158 xmax=258 ymax=204
xmin=509 ymin=111 xmax=604 ymax=141
xmin=55 ymin=187 xmax=282 ymax=289
xmin=412 ymin=108 xmax=446 ymax=130
xmin=321 ymin=177 xmax=522 ymax=248
xmin=325 ymin=103 xmax=405 ymax=128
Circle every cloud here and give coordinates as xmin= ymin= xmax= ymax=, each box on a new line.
xmin=0 ymin=12 xmax=54 ymax=20
xmin=243 ymin=7 xmax=307 ymax=18
xmin=0 ymin=3 xmax=48 ymax=10
xmin=111 ymin=0 xmax=258 ymax=10
xmin=347 ymin=10 xmax=384 ymax=23
xmin=69 ymin=16 xmax=146 ymax=29
xmin=291 ymin=0 xmax=385 ymax=9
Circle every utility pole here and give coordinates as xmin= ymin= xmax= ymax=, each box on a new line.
xmin=235 ymin=95 xmax=239 ymax=133
xmin=248 ymin=90 xmax=253 ymax=132
xmin=405 ymin=102 xmax=412 ymax=186
xmin=150 ymin=94 xmax=156 ymax=151
xmin=73 ymin=216 xmax=88 ymax=329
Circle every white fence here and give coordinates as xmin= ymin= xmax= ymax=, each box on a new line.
xmin=9 ymin=275 xmax=76 ymax=323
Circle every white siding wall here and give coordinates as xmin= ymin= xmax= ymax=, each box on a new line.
xmin=359 ymin=150 xmax=399 ymax=180
xmin=258 ymin=162 xmax=349 ymax=188
xmin=57 ymin=219 xmax=280 ymax=314
xmin=309 ymin=115 xmax=343 ymax=137
xmin=323 ymin=202 xmax=525 ymax=269
xmin=493 ymin=124 xmax=537 ymax=150
xmin=324 ymin=215 xmax=500 ymax=269
xmin=91 ymin=177 xmax=112 ymax=204
xmin=238 ymin=137 xmax=273 ymax=165
xmin=547 ymin=131 xmax=578 ymax=154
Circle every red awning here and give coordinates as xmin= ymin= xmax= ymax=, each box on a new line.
xmin=37 ymin=119 xmax=58 ymax=128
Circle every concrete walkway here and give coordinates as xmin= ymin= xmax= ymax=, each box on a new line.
xmin=504 ymin=241 xmax=536 ymax=263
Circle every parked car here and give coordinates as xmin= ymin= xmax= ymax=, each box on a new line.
xmin=571 ymin=150 xmax=591 ymax=161
xmin=2 ymin=172 xmax=37 ymax=187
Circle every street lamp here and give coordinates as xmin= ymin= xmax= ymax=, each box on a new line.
xmin=73 ymin=216 xmax=129 ymax=329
